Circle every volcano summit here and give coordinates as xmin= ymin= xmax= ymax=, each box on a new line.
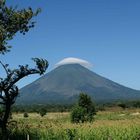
xmin=18 ymin=60 xmax=140 ymax=105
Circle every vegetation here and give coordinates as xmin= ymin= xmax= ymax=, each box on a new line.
xmin=11 ymin=100 xmax=140 ymax=113
xmin=12 ymin=104 xmax=73 ymax=113
xmin=71 ymin=105 xmax=85 ymax=123
xmin=23 ymin=112 xmax=29 ymax=118
xmin=0 ymin=0 xmax=139 ymax=139
xmin=117 ymin=102 xmax=127 ymax=110
xmin=39 ymin=107 xmax=47 ymax=117
xmin=1 ymin=99 xmax=140 ymax=139
xmin=71 ymin=93 xmax=96 ymax=123
xmin=5 ymin=108 xmax=140 ymax=139
xmin=0 ymin=0 xmax=48 ymax=139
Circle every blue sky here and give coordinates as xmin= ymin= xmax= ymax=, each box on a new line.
xmin=0 ymin=0 xmax=140 ymax=89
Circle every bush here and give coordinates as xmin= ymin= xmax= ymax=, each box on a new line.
xmin=117 ymin=102 xmax=127 ymax=109
xmin=71 ymin=93 xmax=96 ymax=123
xmin=39 ymin=108 xmax=47 ymax=117
xmin=71 ymin=105 xmax=85 ymax=123
xmin=23 ymin=112 xmax=29 ymax=118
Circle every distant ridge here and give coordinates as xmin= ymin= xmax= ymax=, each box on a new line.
xmin=17 ymin=64 xmax=140 ymax=105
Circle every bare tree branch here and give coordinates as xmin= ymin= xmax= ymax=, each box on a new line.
xmin=0 ymin=61 xmax=8 ymax=75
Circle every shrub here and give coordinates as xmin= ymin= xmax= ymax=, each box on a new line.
xmin=23 ymin=112 xmax=29 ymax=118
xmin=71 ymin=105 xmax=85 ymax=123
xmin=118 ymin=103 xmax=127 ymax=109
xmin=39 ymin=108 xmax=47 ymax=117
xmin=71 ymin=93 xmax=96 ymax=123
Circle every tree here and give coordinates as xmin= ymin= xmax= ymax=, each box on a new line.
xmin=117 ymin=102 xmax=127 ymax=110
xmin=71 ymin=93 xmax=96 ymax=123
xmin=0 ymin=1 xmax=48 ymax=139
xmin=71 ymin=105 xmax=85 ymax=123
xmin=0 ymin=0 xmax=40 ymax=54
xmin=132 ymin=101 xmax=140 ymax=108
xmin=23 ymin=112 xmax=29 ymax=118
xmin=39 ymin=107 xmax=47 ymax=117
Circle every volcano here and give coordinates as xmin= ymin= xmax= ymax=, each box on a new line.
xmin=17 ymin=64 xmax=140 ymax=105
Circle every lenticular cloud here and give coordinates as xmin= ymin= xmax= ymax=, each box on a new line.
xmin=55 ymin=57 xmax=92 ymax=69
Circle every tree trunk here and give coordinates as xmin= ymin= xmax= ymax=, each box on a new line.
xmin=1 ymin=102 xmax=11 ymax=140
xmin=1 ymin=125 xmax=7 ymax=140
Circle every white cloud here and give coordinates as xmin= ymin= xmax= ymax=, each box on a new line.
xmin=55 ymin=57 xmax=92 ymax=69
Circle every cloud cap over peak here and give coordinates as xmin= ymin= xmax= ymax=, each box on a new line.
xmin=55 ymin=57 xmax=92 ymax=69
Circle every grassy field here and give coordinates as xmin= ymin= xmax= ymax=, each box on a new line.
xmin=10 ymin=108 xmax=140 ymax=140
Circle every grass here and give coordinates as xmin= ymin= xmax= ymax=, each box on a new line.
xmin=8 ymin=108 xmax=140 ymax=139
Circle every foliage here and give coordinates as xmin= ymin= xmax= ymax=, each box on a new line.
xmin=131 ymin=101 xmax=140 ymax=108
xmin=78 ymin=93 xmax=96 ymax=122
xmin=71 ymin=105 xmax=85 ymax=123
xmin=12 ymin=104 xmax=73 ymax=113
xmin=1 ymin=110 xmax=140 ymax=139
xmin=0 ymin=0 xmax=41 ymax=54
xmin=11 ymin=100 xmax=140 ymax=114
xmin=23 ymin=112 xmax=29 ymax=118
xmin=39 ymin=107 xmax=47 ymax=117
xmin=71 ymin=93 xmax=96 ymax=123
xmin=0 ymin=0 xmax=48 ymax=138
xmin=66 ymin=129 xmax=77 ymax=140
xmin=6 ymin=125 xmax=140 ymax=140
xmin=117 ymin=102 xmax=127 ymax=109
xmin=0 ymin=57 xmax=48 ymax=132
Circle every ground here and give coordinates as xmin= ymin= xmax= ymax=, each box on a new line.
xmin=10 ymin=108 xmax=140 ymax=140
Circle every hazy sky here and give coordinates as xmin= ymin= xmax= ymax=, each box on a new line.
xmin=0 ymin=0 xmax=140 ymax=89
